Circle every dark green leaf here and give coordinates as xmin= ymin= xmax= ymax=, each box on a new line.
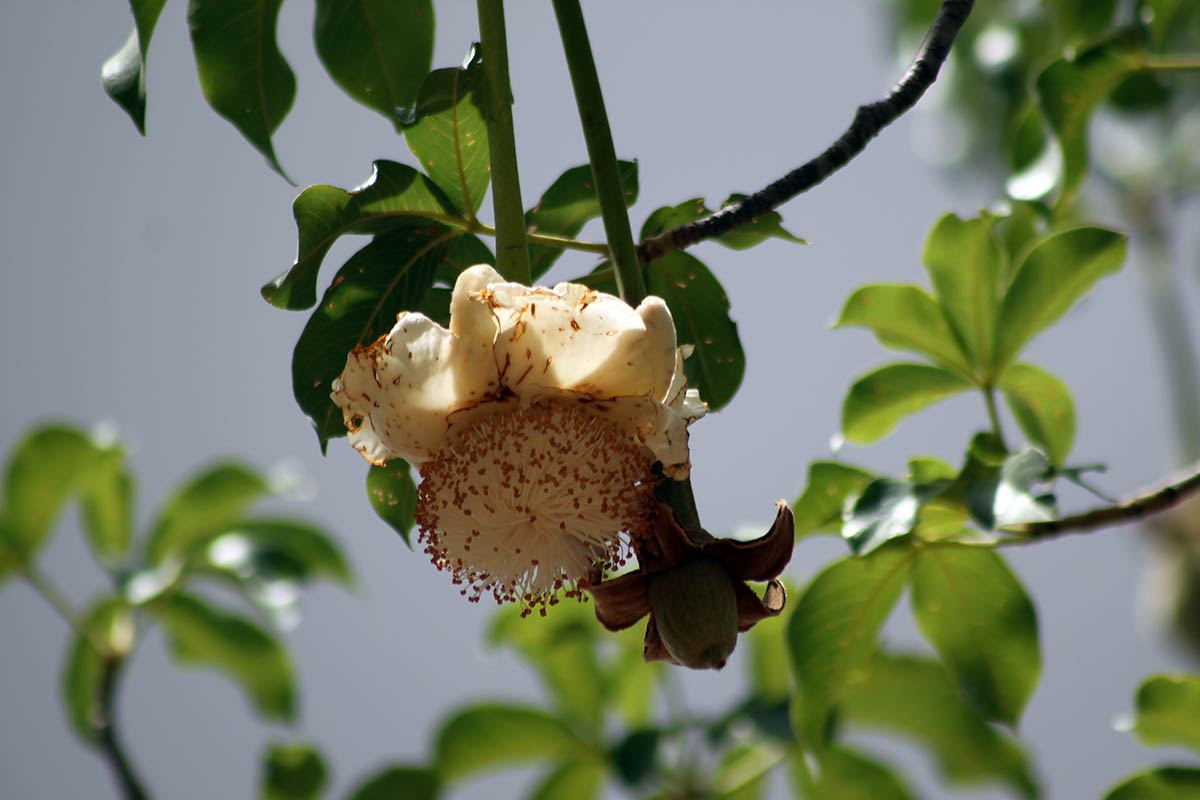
xmin=80 ymin=448 xmax=135 ymax=561
xmin=145 ymin=463 xmax=269 ymax=566
xmin=1036 ymin=33 xmax=1143 ymax=205
xmin=61 ymin=598 xmax=133 ymax=744
xmin=314 ymin=0 xmax=433 ymax=124
xmin=291 ymin=224 xmax=456 ymax=448
xmin=640 ymin=196 xmax=806 ymax=251
xmin=1143 ymin=0 xmax=1194 ymax=47
xmin=347 ymin=765 xmax=440 ymax=800
xmin=100 ymin=0 xmax=168 ymax=134
xmin=841 ymin=363 xmax=972 ymax=444
xmin=811 ymin=747 xmax=917 ymax=800
xmin=792 ymin=462 xmax=875 ymax=539
xmin=644 ymin=250 xmax=744 ymax=410
xmin=999 ymin=362 xmax=1076 ymax=467
xmin=262 ymin=160 xmax=462 ymax=309
xmin=199 ymin=518 xmax=353 ymax=585
xmin=367 ymin=461 xmax=419 ymax=548
xmin=835 ymin=284 xmax=973 ymax=379
xmin=922 ymin=213 xmax=1004 ymax=376
xmin=1046 ymin=0 xmax=1118 ymax=44
xmin=2 ymin=425 xmax=105 ymax=565
xmin=400 ymin=51 xmax=490 ymax=217
xmin=843 ymin=478 xmax=951 ymax=555
xmin=1134 ymin=675 xmax=1200 ymax=753
xmin=260 ymin=742 xmax=327 ymax=800
xmin=787 ymin=543 xmax=913 ymax=748
xmin=526 ymin=161 xmax=638 ymax=279
xmin=1105 ymin=767 xmax=1200 ymax=800
xmin=911 ymin=545 xmax=1041 ymax=725
xmin=152 ymin=592 xmax=295 ymax=722
xmin=994 ymin=226 xmax=1127 ymax=370
xmin=611 ymin=729 xmax=661 ymax=786
xmin=527 ymin=760 xmax=604 ymax=800
xmin=949 ymin=439 xmax=1056 ymax=532
xmin=433 ymin=704 xmax=588 ymax=783
xmin=840 ymin=653 xmax=1039 ymax=798
xmin=187 ymin=0 xmax=296 ymax=180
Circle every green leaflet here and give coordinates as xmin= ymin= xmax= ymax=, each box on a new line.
xmin=1133 ymin=675 xmax=1200 ymax=753
xmin=841 ymin=363 xmax=972 ymax=444
xmin=526 ymin=161 xmax=638 ymax=279
xmin=100 ymin=0 xmax=168 ymax=134
xmin=999 ymin=362 xmax=1076 ymax=467
xmin=260 ymin=742 xmax=328 ymax=800
xmin=433 ymin=704 xmax=589 ymax=783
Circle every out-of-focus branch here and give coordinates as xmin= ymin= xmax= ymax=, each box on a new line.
xmin=637 ymin=0 xmax=975 ymax=265
xmin=1002 ymin=461 xmax=1200 ymax=542
xmin=95 ymin=655 xmax=149 ymax=800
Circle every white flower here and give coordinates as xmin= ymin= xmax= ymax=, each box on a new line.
xmin=331 ymin=265 xmax=706 ymax=609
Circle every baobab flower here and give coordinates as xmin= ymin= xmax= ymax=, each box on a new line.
xmin=331 ymin=265 xmax=706 ymax=611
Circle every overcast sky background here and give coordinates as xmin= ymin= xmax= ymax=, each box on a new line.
xmin=2 ymin=2 xmax=1199 ymax=799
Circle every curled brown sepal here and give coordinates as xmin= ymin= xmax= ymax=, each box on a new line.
xmin=583 ymin=499 xmax=794 ymax=670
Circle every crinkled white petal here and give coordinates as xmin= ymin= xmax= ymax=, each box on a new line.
xmin=485 ymin=281 xmax=677 ymax=403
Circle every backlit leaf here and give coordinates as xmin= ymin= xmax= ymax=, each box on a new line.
xmin=999 ymin=362 xmax=1076 ymax=467
xmin=314 ymin=0 xmax=433 ymax=124
xmin=262 ymin=161 xmax=462 ymax=309
xmin=835 ymin=284 xmax=973 ymax=380
xmin=810 ymin=747 xmax=917 ymax=800
xmin=911 ymin=545 xmax=1041 ymax=725
xmin=260 ymin=742 xmax=327 ymax=800
xmin=188 ymin=0 xmax=296 ymax=180
xmin=1133 ymin=675 xmax=1200 ymax=753
xmin=1105 ymin=767 xmax=1200 ymax=800
xmin=841 ymin=363 xmax=972 ymax=444
xmin=145 ymin=463 xmax=269 ymax=565
xmin=712 ymin=743 xmax=785 ymax=799
xmin=433 ymin=704 xmax=588 ymax=783
xmin=199 ymin=518 xmax=353 ymax=586
xmin=153 ymin=592 xmax=295 ymax=722
xmin=100 ymin=0 xmax=168 ymax=134
xmin=792 ymin=462 xmax=875 ymax=539
xmin=528 ymin=760 xmax=605 ymax=800
xmin=994 ymin=226 xmax=1126 ymax=370
xmin=787 ymin=543 xmax=913 ymax=748
xmin=347 ymin=765 xmax=440 ymax=800
xmin=367 ymin=461 xmax=419 ymax=548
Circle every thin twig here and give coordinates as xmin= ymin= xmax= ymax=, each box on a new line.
xmin=94 ymin=656 xmax=149 ymax=800
xmin=637 ymin=0 xmax=975 ymax=265
xmin=1001 ymin=461 xmax=1200 ymax=542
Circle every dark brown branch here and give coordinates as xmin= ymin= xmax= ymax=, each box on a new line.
xmin=95 ymin=656 xmax=149 ymax=800
xmin=1003 ymin=462 xmax=1200 ymax=542
xmin=637 ymin=0 xmax=976 ymax=265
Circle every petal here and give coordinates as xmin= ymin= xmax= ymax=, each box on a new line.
xmin=734 ymin=579 xmax=787 ymax=632
xmin=642 ymin=616 xmax=679 ymax=665
xmin=585 ymin=571 xmax=651 ymax=631
xmin=331 ymin=310 xmax=500 ymax=465
xmin=487 ymin=282 xmax=677 ymax=402
xmin=706 ymin=501 xmax=795 ymax=581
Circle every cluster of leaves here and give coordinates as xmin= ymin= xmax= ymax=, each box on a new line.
xmin=0 ymin=424 xmax=348 ymax=761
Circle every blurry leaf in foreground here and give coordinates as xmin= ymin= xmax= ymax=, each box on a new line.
xmin=260 ymin=741 xmax=327 ymax=800
xmin=1104 ymin=767 xmax=1200 ymax=800
xmin=810 ymin=747 xmax=917 ymax=800
xmin=528 ymin=759 xmax=605 ymax=800
xmin=145 ymin=463 xmax=270 ymax=566
xmin=432 ymin=704 xmax=589 ymax=784
xmin=61 ymin=598 xmax=134 ymax=745
xmin=1133 ymin=675 xmax=1200 ymax=753
xmin=346 ymin=765 xmax=440 ymax=800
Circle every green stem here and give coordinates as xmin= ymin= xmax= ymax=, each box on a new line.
xmin=96 ymin=656 xmax=149 ymax=800
xmin=1140 ymin=55 xmax=1200 ymax=72
xmin=983 ymin=387 xmax=1007 ymax=449
xmin=551 ymin=0 xmax=646 ymax=305
xmin=473 ymin=222 xmax=610 ymax=256
xmin=22 ymin=564 xmax=112 ymax=658
xmin=476 ymin=0 xmax=530 ymax=283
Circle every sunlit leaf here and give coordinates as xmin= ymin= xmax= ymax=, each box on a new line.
xmin=61 ymin=598 xmax=133 ymax=744
xmin=100 ymin=0 xmax=168 ymax=134
xmin=1035 ymin=33 xmax=1143 ymax=205
xmin=346 ymin=765 xmax=440 ymax=800
xmin=290 ymin=224 xmax=463 ymax=448
xmin=809 ymin=747 xmax=917 ymax=800
xmin=911 ymin=545 xmax=1041 ymax=725
xmin=433 ymin=704 xmax=588 ymax=783
xmin=199 ymin=518 xmax=353 ymax=586
xmin=841 ymin=363 xmax=972 ymax=444
xmin=314 ymin=0 xmax=433 ymax=125
xmin=366 ymin=461 xmax=419 ymax=548
xmin=262 ymin=161 xmax=462 ymax=309
xmin=922 ymin=213 xmax=1004 ymax=377
xmin=840 ymin=653 xmax=1039 ymax=798
xmin=528 ymin=759 xmax=605 ymax=800
xmin=994 ymin=226 xmax=1127 ymax=370
xmin=792 ymin=462 xmax=875 ymax=539
xmin=641 ymin=195 xmax=806 ymax=252
xmin=152 ymin=592 xmax=295 ymax=722
xmin=187 ymin=0 xmax=296 ymax=180
xmin=645 ymin=250 xmax=745 ymax=411
xmin=1105 ymin=767 xmax=1200 ymax=800
xmin=835 ymin=284 xmax=974 ymax=380
xmin=400 ymin=50 xmax=490 ymax=217
xmin=1133 ymin=675 xmax=1200 ymax=753
xmin=787 ymin=543 xmax=913 ymax=748
xmin=843 ymin=478 xmax=951 ymax=555
xmin=526 ymin=161 xmax=638 ymax=279
xmin=145 ymin=463 xmax=269 ymax=566
xmin=999 ymin=362 xmax=1076 ymax=467
xmin=260 ymin=742 xmax=327 ymax=800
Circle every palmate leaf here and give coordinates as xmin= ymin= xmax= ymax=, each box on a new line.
xmin=999 ymin=362 xmax=1076 ymax=467
xmin=1105 ymin=767 xmax=1200 ymax=800
xmin=262 ymin=161 xmax=462 ymax=310
xmin=791 ymin=461 xmax=875 ymax=539
xmin=994 ymin=226 xmax=1127 ymax=371
xmin=1133 ymin=675 xmax=1200 ymax=753
xmin=366 ymin=461 xmax=419 ymax=548
xmin=911 ymin=545 xmax=1041 ymax=726
xmin=187 ymin=0 xmax=296 ymax=181
xmin=101 ymin=0 xmax=168 ymax=135
xmin=144 ymin=463 xmax=270 ymax=566
xmin=787 ymin=542 xmax=914 ymax=748
xmin=840 ymin=653 xmax=1039 ymax=799
xmin=641 ymin=196 xmax=806 ymax=251
xmin=260 ymin=741 xmax=328 ymax=800
xmin=835 ymin=284 xmax=974 ymax=380
xmin=400 ymin=50 xmax=490 ymax=218
xmin=526 ymin=161 xmax=638 ymax=280
xmin=841 ymin=363 xmax=973 ymax=445
xmin=432 ymin=704 xmax=589 ymax=784
xmin=346 ymin=766 xmax=439 ymax=800
xmin=314 ymin=0 xmax=433 ymax=126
